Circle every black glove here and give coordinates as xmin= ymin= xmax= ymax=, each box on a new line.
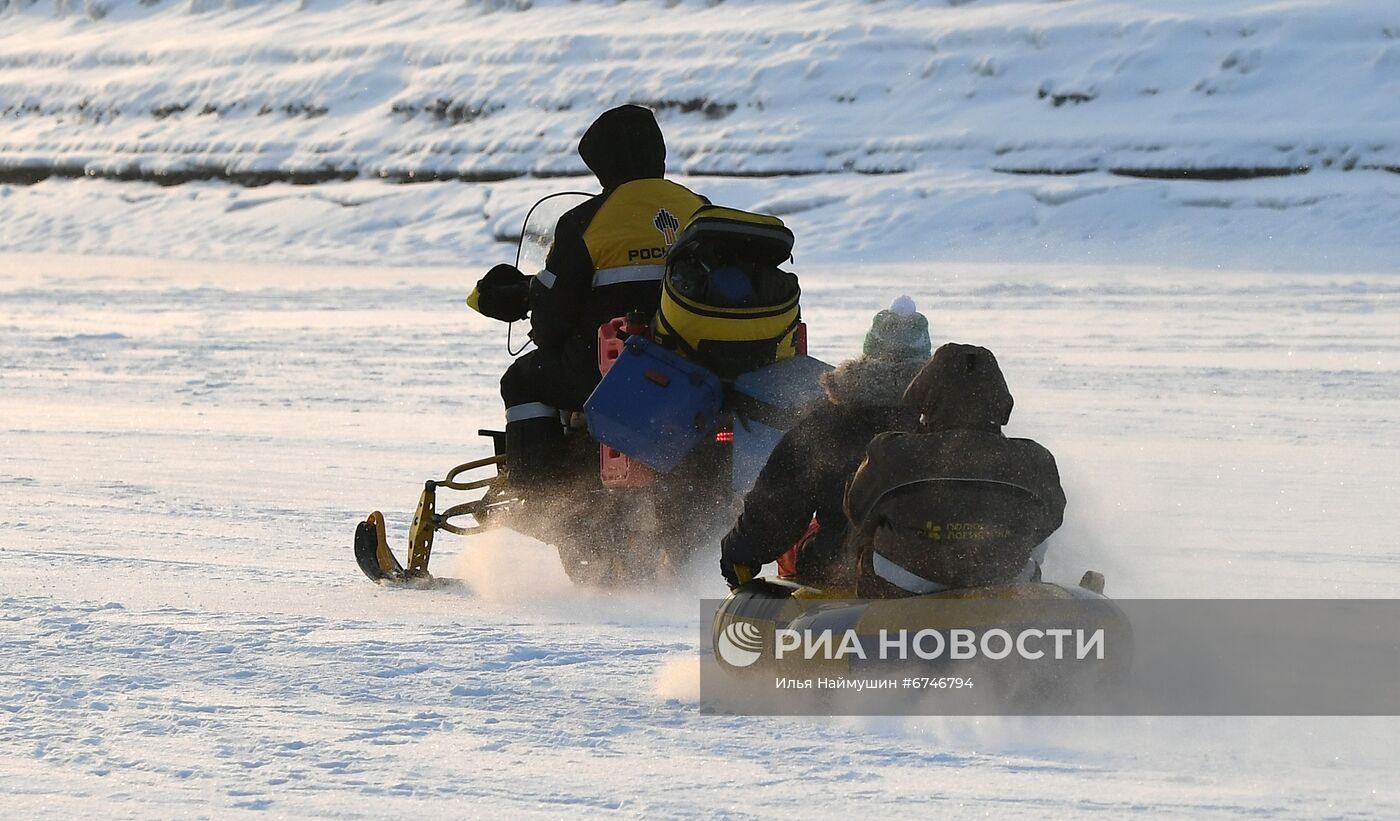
xmin=471 ymin=263 xmax=530 ymax=322
xmin=720 ymin=557 xmax=756 ymax=591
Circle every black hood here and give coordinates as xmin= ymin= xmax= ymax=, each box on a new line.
xmin=902 ymin=343 xmax=1014 ymax=431
xmin=578 ymin=105 xmax=666 ymax=189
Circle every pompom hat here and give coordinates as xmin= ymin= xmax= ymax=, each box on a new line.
xmin=862 ymin=295 xmax=932 ymax=361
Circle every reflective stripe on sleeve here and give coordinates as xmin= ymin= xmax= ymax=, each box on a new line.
xmin=505 ymin=402 xmax=557 ymax=423
xmin=592 ymin=264 xmax=666 ymax=288
xmin=536 ymin=269 xmax=557 ymax=289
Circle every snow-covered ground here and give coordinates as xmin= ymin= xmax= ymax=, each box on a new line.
xmin=3 ymin=253 xmax=1397 ymax=817
xmin=2 ymin=0 xmax=1399 ymax=817
xmin=4 ymin=167 xmax=1400 ymax=273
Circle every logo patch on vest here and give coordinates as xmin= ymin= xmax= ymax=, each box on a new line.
xmin=653 ymin=208 xmax=680 ymax=246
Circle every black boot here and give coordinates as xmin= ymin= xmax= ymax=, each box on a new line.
xmin=503 ymin=414 xmax=565 ymax=490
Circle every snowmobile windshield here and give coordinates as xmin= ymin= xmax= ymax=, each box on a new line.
xmin=515 ymin=191 xmax=593 ymax=279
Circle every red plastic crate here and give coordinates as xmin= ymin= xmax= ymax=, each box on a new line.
xmin=597 ymin=318 xmax=654 ymax=488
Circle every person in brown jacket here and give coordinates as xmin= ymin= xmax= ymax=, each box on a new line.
xmin=844 ymin=343 xmax=1066 ymax=597
xmin=719 ymin=297 xmax=931 ymax=589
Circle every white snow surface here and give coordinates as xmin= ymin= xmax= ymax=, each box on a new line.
xmin=2 ymin=0 xmax=1400 ymax=817
xmin=3 ymin=253 xmax=1398 ymax=817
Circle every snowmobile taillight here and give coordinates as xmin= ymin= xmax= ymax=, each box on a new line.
xmin=714 ymin=430 xmax=734 ymax=443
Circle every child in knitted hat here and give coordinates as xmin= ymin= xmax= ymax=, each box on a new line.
xmin=863 ymin=295 xmax=932 ymax=361
xmin=720 ymin=295 xmax=932 ymax=590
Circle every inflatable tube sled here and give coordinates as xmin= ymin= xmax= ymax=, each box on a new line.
xmin=711 ymin=574 xmax=1132 ymax=712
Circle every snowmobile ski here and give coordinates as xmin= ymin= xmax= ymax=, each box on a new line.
xmin=353 ymin=454 xmax=509 ymax=587
xmin=353 ymin=511 xmax=406 ymax=583
xmin=353 ymin=511 xmax=458 ymax=589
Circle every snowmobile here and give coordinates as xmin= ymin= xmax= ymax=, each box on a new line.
xmin=354 ymin=195 xmax=824 ymax=587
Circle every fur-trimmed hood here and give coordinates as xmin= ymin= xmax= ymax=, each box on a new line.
xmin=820 ymin=356 xmax=926 ymax=407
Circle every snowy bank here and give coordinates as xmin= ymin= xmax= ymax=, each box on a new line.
xmin=2 ymin=0 xmax=1398 ymax=182
xmin=0 ymin=0 xmax=1396 ymax=270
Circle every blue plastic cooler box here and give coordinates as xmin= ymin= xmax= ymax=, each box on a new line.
xmin=584 ymin=336 xmax=725 ymax=473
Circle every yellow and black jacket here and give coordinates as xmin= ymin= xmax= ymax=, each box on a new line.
xmin=527 ymin=106 xmax=706 ymax=351
xmin=530 ymin=179 xmax=706 ymax=350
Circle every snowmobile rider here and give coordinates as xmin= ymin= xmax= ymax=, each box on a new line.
xmin=720 ymin=297 xmax=932 ymax=590
xmin=844 ymin=343 xmax=1067 ymax=597
xmin=472 ymin=105 xmax=707 ymax=486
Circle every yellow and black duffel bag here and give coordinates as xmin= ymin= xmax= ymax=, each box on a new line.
xmin=654 ymin=206 xmax=801 ymax=380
